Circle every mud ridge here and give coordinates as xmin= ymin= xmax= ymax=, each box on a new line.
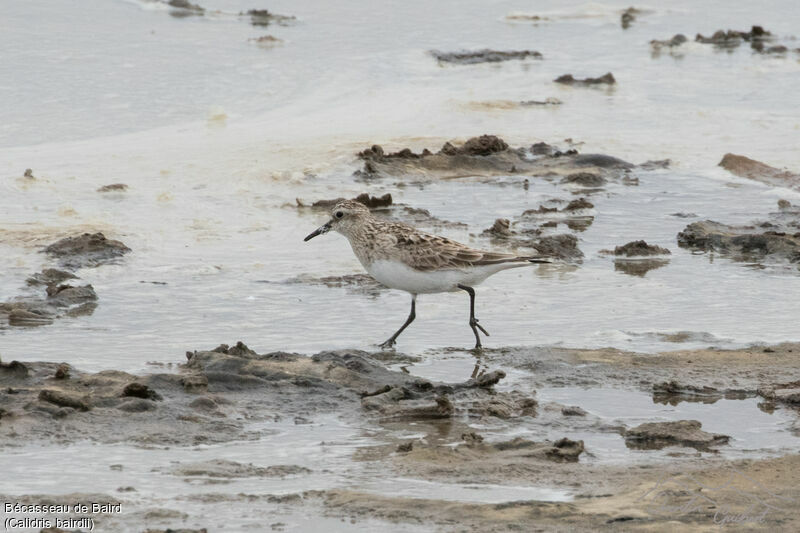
xmin=1 ymin=343 xmax=534 ymax=448
xmin=297 ymin=193 xmax=466 ymax=229
xmin=719 ymin=153 xmax=800 ymax=190
xmin=677 ymin=220 xmax=800 ymax=265
xmin=430 ymin=49 xmax=543 ymax=65
xmin=555 ymin=73 xmax=616 ymax=86
xmin=354 ymin=135 xmax=634 ymax=184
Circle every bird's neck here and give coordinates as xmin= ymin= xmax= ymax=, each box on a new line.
xmin=344 ymin=217 xmax=383 ymax=268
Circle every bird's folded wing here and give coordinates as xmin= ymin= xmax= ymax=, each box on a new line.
xmin=394 ymin=232 xmax=527 ymax=271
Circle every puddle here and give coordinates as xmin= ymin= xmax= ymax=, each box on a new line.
xmin=537 ymin=387 xmax=800 ymax=462
xmin=0 ymin=414 xmax=369 ymax=497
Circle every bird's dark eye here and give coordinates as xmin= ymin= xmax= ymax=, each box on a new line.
xmin=335 ymin=211 xmax=344 ymax=219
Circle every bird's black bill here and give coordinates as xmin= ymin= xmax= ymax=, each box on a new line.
xmin=304 ymin=222 xmax=332 ymax=241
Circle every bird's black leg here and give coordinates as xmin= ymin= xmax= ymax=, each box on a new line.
xmin=379 ymin=295 xmax=416 ymax=349
xmin=458 ymin=284 xmax=489 ymax=349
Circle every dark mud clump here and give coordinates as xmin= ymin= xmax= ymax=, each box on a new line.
xmin=606 ymin=240 xmax=671 ymax=257
xmin=297 ymin=192 xmax=393 ymax=210
xmin=46 ymin=284 xmax=98 ymax=308
xmin=358 ymin=367 xmax=536 ymax=421
xmin=531 ymin=142 xmax=555 ymax=155
xmin=3 ymin=234 xmax=129 ymax=326
xmin=639 ymin=159 xmax=672 ymax=170
xmin=695 ymin=25 xmax=771 ymax=47
xmin=1 ymin=306 xmax=53 ymax=327
xmin=620 ymin=7 xmax=638 ymax=29
xmin=655 ymin=26 xmax=790 ymax=55
xmin=122 ymin=383 xmax=163 ymax=401
xmin=362 ymin=390 xmax=455 ymax=421
xmin=39 ymin=389 xmax=91 ymax=411
xmin=571 ymin=153 xmax=633 ymax=170
xmin=758 ymin=382 xmax=800 ymax=407
xmin=298 ymin=193 xmax=465 ymax=229
xmin=719 ymin=153 xmax=800 ymax=190
xmin=650 ymin=34 xmax=688 ymax=50
xmin=482 ymin=218 xmax=513 ymax=238
xmin=751 ymin=43 xmax=789 ymax=54
xmin=555 ymin=73 xmax=616 ymax=86
xmin=1 ymin=282 xmax=98 ymax=327
xmin=521 ymin=198 xmax=595 ymax=231
xmin=624 ymin=420 xmax=730 ymax=450
xmin=601 ymin=241 xmax=671 ymax=277
xmin=384 ymin=206 xmax=467 ymax=229
xmin=249 ymin=35 xmax=283 ymax=46
xmin=455 ymin=134 xmax=509 ymax=156
xmin=165 ymin=0 xmax=204 ymax=17
xmin=482 ymin=212 xmax=585 ymax=262
xmin=44 ymin=232 xmax=131 ymax=270
xmin=97 ymin=183 xmax=128 ymax=192
xmin=244 ymin=9 xmax=296 ymax=27
xmin=358 ymin=135 xmax=509 ymax=160
xmin=354 ymin=135 xmax=633 ymax=183
xmin=491 ymin=436 xmax=585 ymax=462
xmin=677 ymin=220 xmax=800 ymax=264
xmin=529 ymin=141 xmax=584 ymax=159
xmin=560 ymin=172 xmax=607 ymax=188
xmin=357 ymin=144 xmax=427 ymax=160
xmin=430 ymin=49 xmax=543 ymax=65
xmin=26 ymin=268 xmax=77 ymax=287
xmin=652 ymin=380 xmax=752 ymax=406
xmin=532 ymin=234 xmax=583 ymax=262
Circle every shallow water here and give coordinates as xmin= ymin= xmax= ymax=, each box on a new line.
xmin=403 ymin=354 xmax=800 ymax=462
xmin=2 ymin=0 xmax=800 ymax=530
xmin=537 ymin=387 xmax=800 ymax=462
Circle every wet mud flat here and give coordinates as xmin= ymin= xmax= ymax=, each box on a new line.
xmin=2 ymin=341 xmax=800 ymax=531
xmin=3 ymin=135 xmax=800 ymax=531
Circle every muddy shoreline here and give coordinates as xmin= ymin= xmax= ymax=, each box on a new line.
xmin=2 ymin=340 xmax=799 ymax=531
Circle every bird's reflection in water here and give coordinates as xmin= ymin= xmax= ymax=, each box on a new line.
xmin=471 ymin=355 xmax=488 ymax=380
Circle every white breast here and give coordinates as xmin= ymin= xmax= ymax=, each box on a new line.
xmin=365 ymin=259 xmax=524 ymax=294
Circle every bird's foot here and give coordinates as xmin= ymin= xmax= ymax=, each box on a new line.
xmin=379 ymin=339 xmax=397 ymax=350
xmin=470 ymin=318 xmax=490 ymax=337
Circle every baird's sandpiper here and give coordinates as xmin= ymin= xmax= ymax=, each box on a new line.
xmin=304 ymin=200 xmax=550 ymax=349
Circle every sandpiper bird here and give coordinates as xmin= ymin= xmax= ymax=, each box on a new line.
xmin=304 ymin=200 xmax=550 ymax=349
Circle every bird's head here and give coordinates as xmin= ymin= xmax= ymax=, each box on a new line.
xmin=304 ymin=200 xmax=372 ymax=241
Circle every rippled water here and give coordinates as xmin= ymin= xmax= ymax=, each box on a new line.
xmin=2 ymin=0 xmax=800 ymax=530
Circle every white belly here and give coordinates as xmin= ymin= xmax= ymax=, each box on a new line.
xmin=365 ymin=259 xmax=521 ymax=294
